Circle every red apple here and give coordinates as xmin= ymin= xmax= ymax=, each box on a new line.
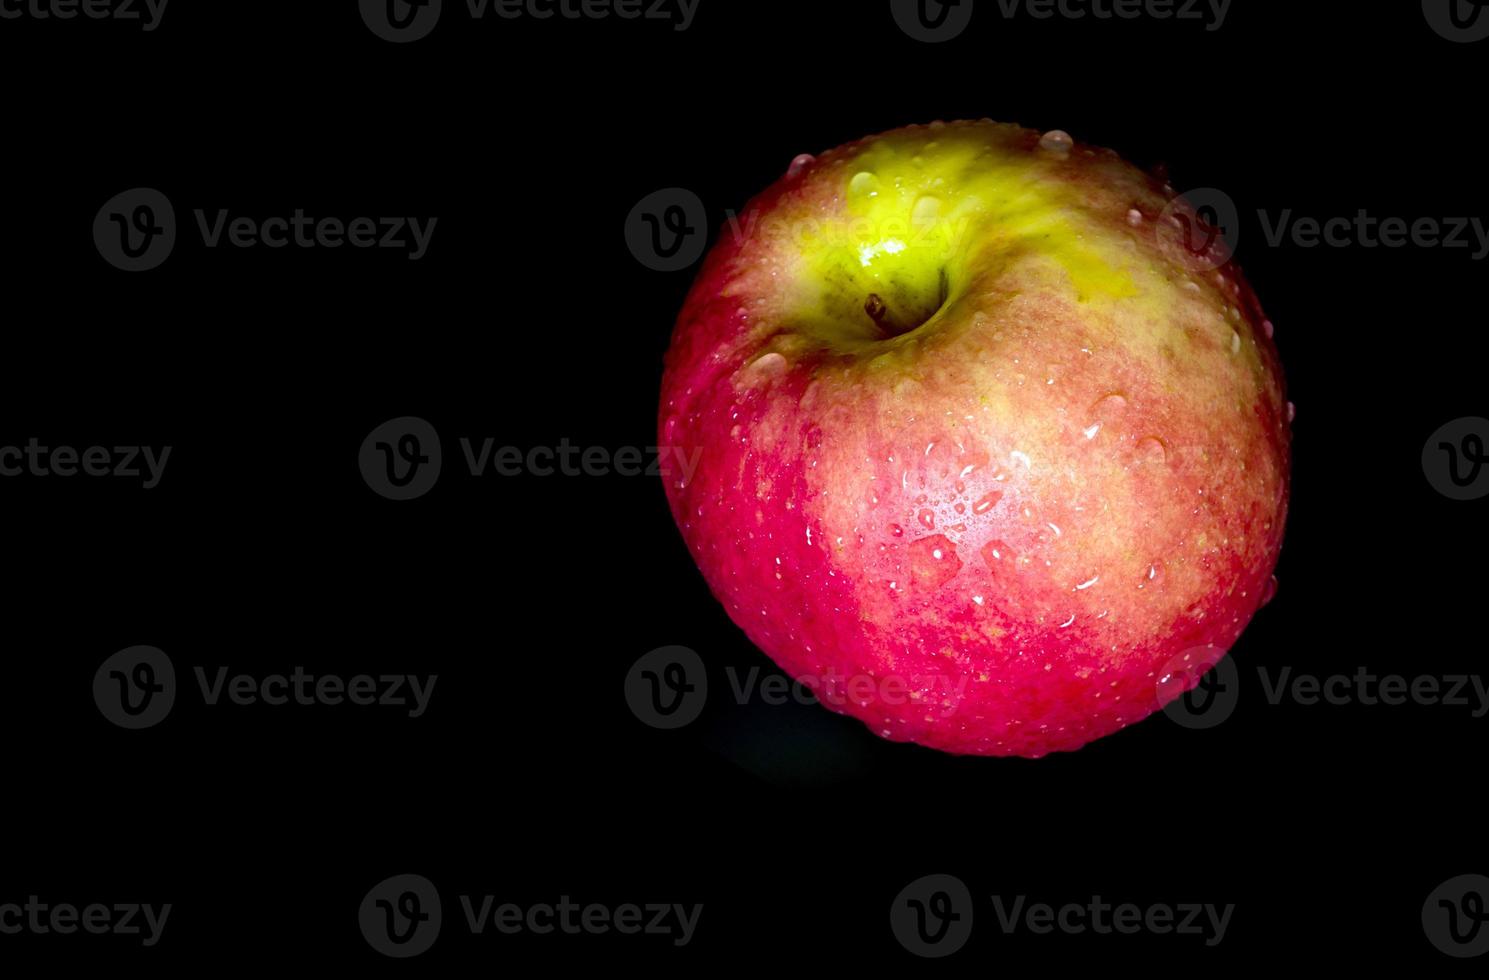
xmin=659 ymin=120 xmax=1290 ymax=756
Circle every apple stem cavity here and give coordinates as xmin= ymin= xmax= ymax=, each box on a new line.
xmin=865 ymin=270 xmax=951 ymax=340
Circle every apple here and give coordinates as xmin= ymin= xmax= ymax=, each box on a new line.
xmin=658 ymin=120 xmax=1290 ymax=757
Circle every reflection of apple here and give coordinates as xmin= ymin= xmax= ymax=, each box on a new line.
xmin=659 ymin=121 xmax=1290 ymax=756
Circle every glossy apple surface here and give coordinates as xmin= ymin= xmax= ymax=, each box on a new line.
xmin=659 ymin=120 xmax=1290 ymax=756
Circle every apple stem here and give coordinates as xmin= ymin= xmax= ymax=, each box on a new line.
xmin=864 ymin=293 xmax=904 ymax=337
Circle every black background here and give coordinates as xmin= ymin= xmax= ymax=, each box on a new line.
xmin=1 ymin=0 xmax=1483 ymax=969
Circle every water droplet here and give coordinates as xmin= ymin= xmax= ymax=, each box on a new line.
xmin=1287 ymin=401 xmax=1297 ymax=423
xmin=1135 ymin=437 xmax=1168 ymax=463
xmin=917 ymin=508 xmax=936 ymax=531
xmin=1090 ymin=392 xmax=1128 ymax=420
xmin=889 ymin=523 xmax=904 ymax=537
xmin=911 ymin=195 xmax=942 ymax=231
xmin=1039 ymin=130 xmax=1074 ymax=153
xmin=1126 ymin=209 xmax=1143 ymax=226
xmin=980 ymin=539 xmax=1011 ymax=571
xmin=786 ymin=153 xmax=815 ymax=178
xmin=1263 ymin=319 xmax=1275 ymax=339
xmin=909 ymin=535 xmax=961 ymax=589
xmin=973 ymin=490 xmax=1002 ymax=515
xmin=746 ymin=351 xmax=787 ymax=377
xmin=1231 ymin=330 xmax=1242 ymax=354
xmin=1262 ymin=574 xmax=1278 ymax=607
xmin=849 ymin=171 xmax=878 ymax=197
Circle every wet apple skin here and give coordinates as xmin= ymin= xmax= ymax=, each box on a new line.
xmin=660 ymin=121 xmax=1290 ymax=757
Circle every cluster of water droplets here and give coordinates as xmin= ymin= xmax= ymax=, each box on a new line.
xmin=757 ymin=138 xmax=1292 ymax=618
